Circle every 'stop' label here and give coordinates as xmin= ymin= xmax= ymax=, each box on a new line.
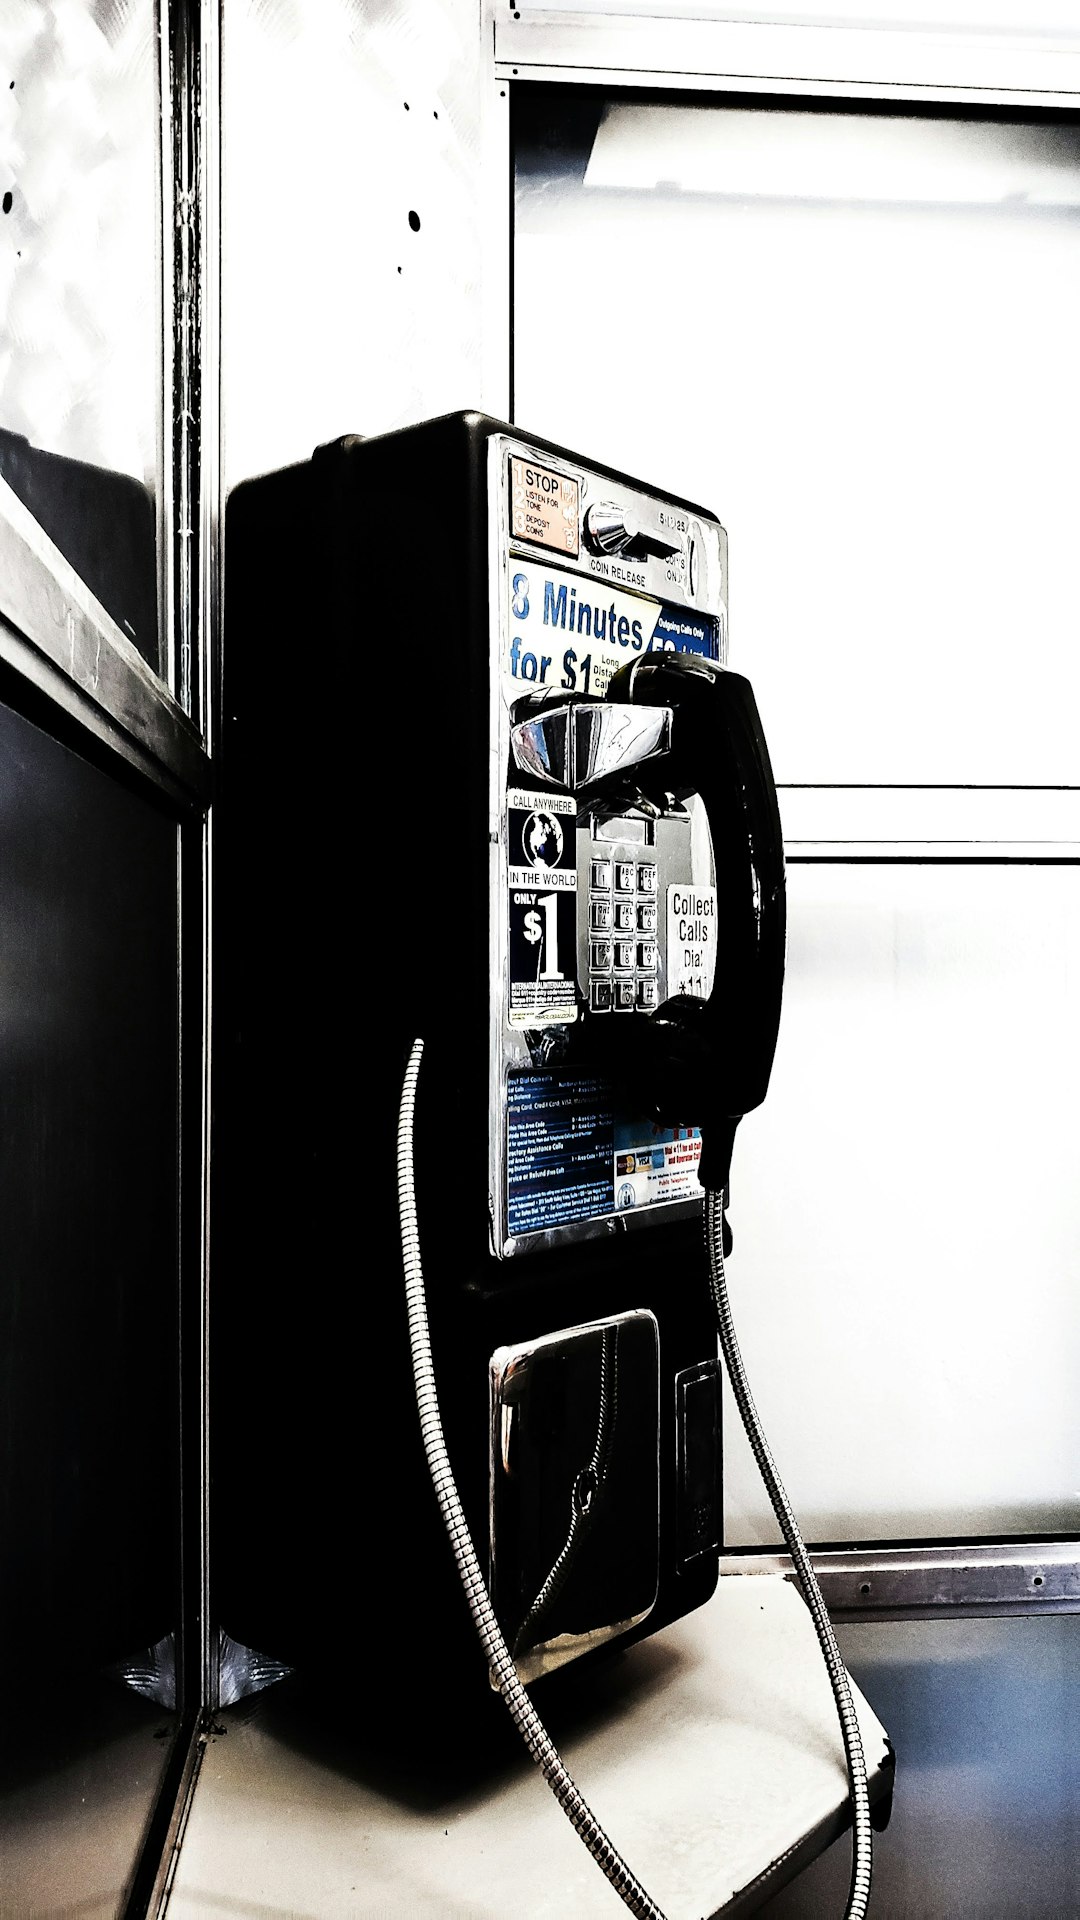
xmin=509 ymin=456 xmax=579 ymax=559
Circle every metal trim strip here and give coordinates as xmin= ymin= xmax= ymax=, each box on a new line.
xmin=0 ymin=479 xmax=209 ymax=808
xmin=497 ymin=13 xmax=1080 ymax=102
xmin=721 ymin=1541 xmax=1080 ymax=1615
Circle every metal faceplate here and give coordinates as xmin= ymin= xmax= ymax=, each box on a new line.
xmin=487 ymin=433 xmax=729 ymax=1258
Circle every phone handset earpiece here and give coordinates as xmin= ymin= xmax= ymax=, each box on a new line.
xmin=606 ymin=653 xmax=787 ymax=1193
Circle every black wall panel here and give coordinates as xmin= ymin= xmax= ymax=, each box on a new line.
xmin=0 ymin=697 xmax=180 ymax=1684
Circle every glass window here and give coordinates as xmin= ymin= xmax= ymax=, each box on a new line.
xmin=515 ymin=92 xmax=1080 ymax=791
xmin=516 ymin=88 xmax=1080 ymax=1544
xmin=724 ymin=860 xmax=1080 ymax=1545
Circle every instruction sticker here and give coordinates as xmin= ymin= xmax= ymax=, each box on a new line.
xmin=505 ymin=1074 xmax=704 ymax=1239
xmin=666 ymin=885 xmax=718 ymax=1000
xmin=507 ymin=788 xmax=578 ymax=1028
xmin=506 ymin=1070 xmax=614 ymax=1237
xmin=509 ymin=456 xmax=580 ymax=558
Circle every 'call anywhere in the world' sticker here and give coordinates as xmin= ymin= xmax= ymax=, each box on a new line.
xmin=506 ymin=788 xmax=578 ymax=1027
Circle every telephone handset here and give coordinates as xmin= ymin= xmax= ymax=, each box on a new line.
xmin=509 ymin=648 xmax=786 ymax=1193
xmin=610 ymin=651 xmax=786 ymax=1190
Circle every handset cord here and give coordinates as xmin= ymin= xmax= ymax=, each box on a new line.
xmin=396 ymin=1039 xmax=665 ymax=1920
xmin=397 ymin=1038 xmax=871 ymax=1920
xmin=703 ymin=1190 xmax=873 ymax=1920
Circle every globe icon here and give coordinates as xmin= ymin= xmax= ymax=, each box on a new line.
xmin=525 ymin=810 xmax=563 ymax=868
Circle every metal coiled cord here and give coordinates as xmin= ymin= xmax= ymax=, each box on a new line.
xmin=704 ymin=1190 xmax=873 ymax=1920
xmin=397 ymin=1037 xmax=871 ymax=1919
xmin=396 ymin=1039 xmax=667 ymax=1920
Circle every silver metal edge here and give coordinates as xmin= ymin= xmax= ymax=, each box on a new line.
xmin=156 ymin=0 xmax=172 ymax=701
xmin=502 ymin=65 xmax=1080 ymax=111
xmin=198 ymin=0 xmax=222 ymax=766
xmin=503 ymin=1192 xmax=705 ymax=1258
xmin=194 ymin=0 xmax=221 ymax=1735
xmin=495 ymin=12 xmax=1080 ymax=103
xmin=191 ymin=811 xmax=214 ymax=1722
xmin=0 ymin=478 xmax=209 ymax=807
xmin=786 ymin=846 xmax=1080 ymax=863
xmin=491 ymin=1303 xmax=661 ymax=1371
xmin=165 ymin=0 xmax=204 ymax=731
xmin=147 ymin=1712 xmax=211 ymax=1918
xmin=487 ymin=432 xmax=511 ymax=1257
xmin=721 ymin=1541 xmax=1080 ymax=1615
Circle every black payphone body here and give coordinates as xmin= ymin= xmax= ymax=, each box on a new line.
xmin=214 ymin=412 xmax=785 ymax=1728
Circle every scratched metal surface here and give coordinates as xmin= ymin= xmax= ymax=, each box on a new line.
xmin=0 ymin=0 xmax=161 ymax=664
xmin=220 ymin=0 xmax=491 ymax=490
xmin=0 ymin=0 xmax=159 ymax=480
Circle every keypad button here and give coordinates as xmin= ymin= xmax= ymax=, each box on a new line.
xmin=638 ymin=864 xmax=657 ymax=893
xmin=616 ymin=862 xmax=636 ymax=892
xmin=614 ymin=900 xmax=635 ymax=932
xmin=637 ymin=902 xmax=657 ymax=934
xmin=591 ymin=980 xmax=613 ymax=1012
xmin=590 ymin=941 xmax=613 ymax=972
xmin=590 ymin=898 xmax=612 ymax=931
xmin=637 ymin=942 xmax=658 ymax=971
xmin=614 ymin=981 xmax=636 ymax=1011
xmin=591 ymin=861 xmax=612 ymax=890
xmin=636 ymin=979 xmax=659 ymax=1011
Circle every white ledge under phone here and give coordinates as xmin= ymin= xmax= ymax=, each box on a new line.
xmin=166 ymin=1573 xmax=893 ymax=1918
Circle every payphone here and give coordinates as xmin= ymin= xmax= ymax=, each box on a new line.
xmin=215 ymin=412 xmax=872 ymax=1916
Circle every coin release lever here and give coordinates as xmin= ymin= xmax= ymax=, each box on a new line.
xmin=583 ymin=501 xmax=681 ymax=561
xmin=583 ymin=501 xmax=637 ymax=555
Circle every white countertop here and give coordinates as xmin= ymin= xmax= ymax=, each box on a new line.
xmin=166 ymin=1573 xmax=892 ymax=1919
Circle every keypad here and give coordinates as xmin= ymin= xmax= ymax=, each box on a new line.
xmin=587 ymin=850 xmax=660 ymax=1012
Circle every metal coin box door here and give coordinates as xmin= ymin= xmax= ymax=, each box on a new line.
xmin=213 ymin=412 xmax=785 ymax=1743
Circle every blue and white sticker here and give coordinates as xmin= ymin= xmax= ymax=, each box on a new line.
xmin=505 ymin=562 xmax=719 ymax=702
xmin=506 ymin=1070 xmax=614 ymax=1237
xmin=613 ymin=1124 xmax=703 ymax=1211
xmin=505 ymin=1073 xmax=704 ymax=1240
xmin=507 ymin=788 xmax=578 ymax=1028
